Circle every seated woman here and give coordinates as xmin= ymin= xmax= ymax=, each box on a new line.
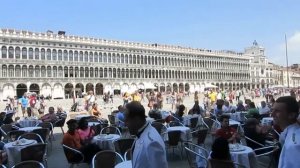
xmin=210 ymin=137 xmax=231 ymax=161
xmin=188 ymin=101 xmax=205 ymax=117
xmin=89 ymin=103 xmax=101 ymax=117
xmin=62 ymin=119 xmax=101 ymax=163
xmin=244 ymin=118 xmax=271 ymax=153
xmin=77 ymin=118 xmax=95 ymax=142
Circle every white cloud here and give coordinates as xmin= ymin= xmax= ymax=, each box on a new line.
xmin=275 ymin=32 xmax=300 ymax=66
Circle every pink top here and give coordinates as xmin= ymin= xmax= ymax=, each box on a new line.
xmin=77 ymin=127 xmax=95 ymax=141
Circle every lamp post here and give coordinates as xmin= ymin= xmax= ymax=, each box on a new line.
xmin=285 ymin=34 xmax=290 ymax=88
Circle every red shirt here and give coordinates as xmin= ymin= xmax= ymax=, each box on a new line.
xmin=216 ymin=127 xmax=237 ymax=140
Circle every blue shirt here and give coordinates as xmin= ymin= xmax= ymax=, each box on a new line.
xmin=20 ymin=97 xmax=28 ymax=108
xmin=116 ymin=112 xmax=125 ymax=127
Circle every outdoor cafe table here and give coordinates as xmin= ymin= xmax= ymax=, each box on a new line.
xmin=4 ymin=140 xmax=38 ymax=167
xmin=18 ymin=118 xmax=41 ymax=127
xmin=75 ymin=114 xmax=91 ymax=120
xmin=183 ymin=115 xmax=202 ymax=126
xmin=229 ymin=112 xmax=247 ymax=122
xmin=19 ymin=126 xmax=42 ymax=132
xmin=92 ymin=134 xmax=120 ymax=150
xmin=115 ymin=160 xmax=132 ymax=168
xmin=230 ymin=144 xmax=258 ymax=168
xmin=166 ymin=126 xmax=192 ymax=141
xmin=261 ymin=117 xmax=273 ymax=126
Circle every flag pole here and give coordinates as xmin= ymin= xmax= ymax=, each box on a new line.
xmin=285 ymin=34 xmax=290 ymax=88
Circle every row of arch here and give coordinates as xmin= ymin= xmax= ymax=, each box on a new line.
xmin=3 ymin=82 xmax=251 ymax=99
xmin=1 ymin=64 xmax=250 ymax=80
xmin=0 ymin=46 xmax=249 ymax=70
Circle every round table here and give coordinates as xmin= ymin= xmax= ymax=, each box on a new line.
xmin=19 ymin=126 xmax=42 ymax=132
xmin=183 ymin=115 xmax=202 ymax=126
xmin=92 ymin=134 xmax=120 ymax=150
xmin=229 ymin=112 xmax=247 ymax=122
xmin=230 ymin=145 xmax=258 ymax=168
xmin=115 ymin=161 xmax=132 ymax=168
xmin=18 ymin=119 xmax=41 ymax=127
xmin=4 ymin=140 xmax=37 ymax=167
xmin=166 ymin=126 xmax=192 ymax=141
xmin=75 ymin=114 xmax=91 ymax=120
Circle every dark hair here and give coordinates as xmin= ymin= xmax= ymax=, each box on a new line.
xmin=78 ymin=117 xmax=88 ymax=130
xmin=178 ymin=105 xmax=185 ymax=113
xmin=276 ymin=96 xmax=299 ymax=114
xmin=219 ymin=115 xmax=230 ymax=122
xmin=249 ymin=102 xmax=256 ymax=108
xmin=66 ymin=119 xmax=77 ymax=126
xmin=211 ymin=137 xmax=231 ymax=160
xmin=125 ymin=101 xmax=146 ymax=120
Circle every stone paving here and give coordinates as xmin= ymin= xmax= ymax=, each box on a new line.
xmin=0 ymin=94 xmax=272 ymax=168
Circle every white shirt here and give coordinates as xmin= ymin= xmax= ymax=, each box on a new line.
xmin=279 ymin=123 xmax=300 ymax=168
xmin=86 ymin=95 xmax=95 ymax=104
xmin=258 ymin=106 xmax=270 ymax=114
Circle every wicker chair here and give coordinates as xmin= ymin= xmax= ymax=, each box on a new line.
xmin=12 ymin=161 xmax=44 ymax=168
xmin=113 ymin=138 xmax=134 ymax=156
xmin=20 ymin=144 xmax=47 ymax=167
xmin=92 ymin=150 xmax=124 ymax=168
xmin=62 ymin=144 xmax=85 ymax=168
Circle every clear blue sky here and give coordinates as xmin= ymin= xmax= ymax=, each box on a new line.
xmin=1 ymin=0 xmax=299 ymax=65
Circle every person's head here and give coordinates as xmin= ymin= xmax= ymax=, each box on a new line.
xmin=0 ymin=112 xmax=6 ymax=119
xmin=272 ymin=96 xmax=299 ymax=130
xmin=261 ymin=101 xmax=266 ymax=108
xmin=124 ymin=101 xmax=146 ymax=135
xmin=153 ymin=103 xmax=159 ymax=110
xmin=92 ymin=103 xmax=98 ymax=108
xmin=78 ymin=117 xmax=88 ymax=130
xmin=118 ymin=105 xmax=124 ymax=112
xmin=245 ymin=118 xmax=259 ymax=130
xmin=238 ymin=100 xmax=243 ymax=105
xmin=66 ymin=119 xmax=78 ymax=133
xmin=224 ymin=101 xmax=229 ymax=107
xmin=48 ymin=107 xmax=55 ymax=114
xmin=249 ymin=102 xmax=256 ymax=108
xmin=57 ymin=106 xmax=63 ymax=112
xmin=219 ymin=115 xmax=230 ymax=128
xmin=211 ymin=137 xmax=231 ymax=161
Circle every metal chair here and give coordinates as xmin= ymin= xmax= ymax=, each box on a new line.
xmin=91 ymin=123 xmax=102 ymax=135
xmin=100 ymin=126 xmax=121 ymax=135
xmin=20 ymin=143 xmax=47 ymax=167
xmin=189 ymin=117 xmax=199 ymax=130
xmin=12 ymin=161 xmax=44 ymax=168
xmin=184 ymin=146 xmax=208 ymax=168
xmin=163 ymin=130 xmax=183 ymax=159
xmin=62 ymin=144 xmax=85 ymax=168
xmin=151 ymin=122 xmax=167 ymax=134
xmin=7 ymin=130 xmax=26 ymax=141
xmin=92 ymin=150 xmax=124 ymax=168
xmin=108 ymin=115 xmax=116 ymax=126
xmin=0 ymin=165 xmax=6 ymax=168
xmin=18 ymin=133 xmax=44 ymax=144
xmin=0 ymin=124 xmax=13 ymax=141
xmin=54 ymin=117 xmax=66 ymax=134
xmin=124 ymin=148 xmax=132 ymax=161
xmin=254 ymin=145 xmax=280 ymax=168
xmin=191 ymin=128 xmax=208 ymax=146
xmin=209 ymin=159 xmax=246 ymax=168
xmin=113 ymin=138 xmax=134 ymax=156
xmin=32 ymin=128 xmax=51 ymax=150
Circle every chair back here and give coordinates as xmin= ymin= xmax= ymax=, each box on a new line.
xmin=54 ymin=117 xmax=66 ymax=127
xmin=108 ymin=115 xmax=116 ymax=126
xmin=124 ymin=148 xmax=132 ymax=161
xmin=169 ymin=121 xmax=183 ymax=127
xmin=21 ymin=143 xmax=47 ymax=162
xmin=62 ymin=144 xmax=84 ymax=164
xmin=36 ymin=122 xmax=53 ymax=131
xmin=7 ymin=130 xmax=26 ymax=141
xmin=184 ymin=146 xmax=208 ymax=168
xmin=0 ymin=164 xmax=6 ymax=168
xmin=195 ymin=129 xmax=208 ymax=145
xmin=230 ymin=124 xmax=239 ymax=130
xmin=92 ymin=150 xmax=124 ymax=168
xmin=168 ymin=131 xmax=181 ymax=146
xmin=18 ymin=133 xmax=44 ymax=143
xmin=154 ymin=119 xmax=165 ymax=124
xmin=32 ymin=128 xmax=49 ymax=143
xmin=91 ymin=124 xmax=102 ymax=135
xmin=151 ymin=122 xmax=166 ymax=134
xmin=0 ymin=124 xmax=13 ymax=136
xmin=113 ymin=138 xmax=134 ymax=156
xmin=202 ymin=118 xmax=214 ymax=130
xmin=190 ymin=117 xmax=198 ymax=129
xmin=12 ymin=161 xmax=44 ymax=168
xmin=100 ymin=126 xmax=121 ymax=135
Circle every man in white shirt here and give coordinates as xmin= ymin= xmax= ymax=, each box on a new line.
xmin=258 ymin=101 xmax=270 ymax=115
xmin=272 ymin=96 xmax=300 ymax=168
xmin=86 ymin=91 xmax=96 ymax=111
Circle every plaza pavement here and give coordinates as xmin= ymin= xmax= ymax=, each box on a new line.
xmin=0 ymin=94 xmax=270 ymax=168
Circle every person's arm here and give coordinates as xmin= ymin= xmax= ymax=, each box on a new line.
xmin=147 ymin=141 xmax=168 ymax=168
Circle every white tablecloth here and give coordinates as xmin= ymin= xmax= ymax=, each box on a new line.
xmin=18 ymin=119 xmax=41 ymax=127
xmin=161 ymin=111 xmax=171 ymax=119
xmin=216 ymin=120 xmax=240 ymax=128
xmin=4 ymin=140 xmax=37 ymax=167
xmin=92 ymin=134 xmax=120 ymax=150
xmin=75 ymin=114 xmax=91 ymax=120
xmin=230 ymin=145 xmax=258 ymax=168
xmin=88 ymin=122 xmax=100 ymax=126
xmin=229 ymin=112 xmax=247 ymax=122
xmin=261 ymin=117 xmax=273 ymax=126
xmin=166 ymin=126 xmax=192 ymax=141
xmin=115 ymin=161 xmax=132 ymax=168
xmin=19 ymin=126 xmax=42 ymax=132
xmin=146 ymin=117 xmax=155 ymax=123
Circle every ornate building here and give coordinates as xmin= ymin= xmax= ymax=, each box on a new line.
xmin=0 ymin=29 xmax=251 ymax=100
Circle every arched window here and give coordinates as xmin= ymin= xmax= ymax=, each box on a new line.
xmin=84 ymin=52 xmax=88 ymax=62
xmin=69 ymin=51 xmax=73 ymax=61
xmin=8 ymin=65 xmax=14 ymax=77
xmin=2 ymin=65 xmax=7 ymax=77
xmin=103 ymin=53 xmax=107 ymax=63
xmin=41 ymin=66 xmax=46 ymax=77
xmin=22 ymin=65 xmax=27 ymax=77
xmin=99 ymin=53 xmax=103 ymax=62
xmin=53 ymin=66 xmax=57 ymax=77
xmin=22 ymin=47 xmax=27 ymax=59
xmin=35 ymin=48 xmax=39 ymax=60
xmin=46 ymin=49 xmax=51 ymax=60
xmin=29 ymin=48 xmax=33 ymax=59
xmin=94 ymin=53 xmax=98 ymax=62
xmin=8 ymin=47 xmax=14 ymax=59
xmin=1 ymin=46 xmax=7 ymax=58
xmin=108 ymin=53 xmax=111 ymax=63
xmin=28 ymin=66 xmax=34 ymax=77
xmin=15 ymin=65 xmax=21 ymax=77
xmin=64 ymin=50 xmax=68 ymax=61
xmin=79 ymin=51 xmax=83 ymax=61
xmin=35 ymin=66 xmax=40 ymax=77
xmin=47 ymin=66 xmax=52 ymax=77
xmin=112 ymin=53 xmax=116 ymax=63
xmin=52 ymin=50 xmax=57 ymax=61
xmin=16 ymin=47 xmax=21 ymax=59
xmin=41 ymin=48 xmax=45 ymax=60
xmin=58 ymin=66 xmax=63 ymax=77
xmin=74 ymin=51 xmax=78 ymax=61
xmin=89 ymin=52 xmax=93 ymax=62
xmin=58 ymin=50 xmax=62 ymax=61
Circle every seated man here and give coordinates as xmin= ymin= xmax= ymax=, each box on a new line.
xmin=62 ymin=119 xmax=101 ymax=163
xmin=56 ymin=106 xmax=67 ymax=119
xmin=246 ymin=102 xmax=260 ymax=119
xmin=258 ymin=101 xmax=270 ymax=115
xmin=148 ymin=104 xmax=162 ymax=120
xmin=116 ymin=105 xmax=125 ymax=127
xmin=222 ymin=101 xmax=235 ymax=113
xmin=215 ymin=115 xmax=239 ymax=143
xmin=40 ymin=107 xmax=58 ymax=123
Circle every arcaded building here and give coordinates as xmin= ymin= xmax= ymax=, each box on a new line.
xmin=0 ymin=29 xmax=251 ymax=100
